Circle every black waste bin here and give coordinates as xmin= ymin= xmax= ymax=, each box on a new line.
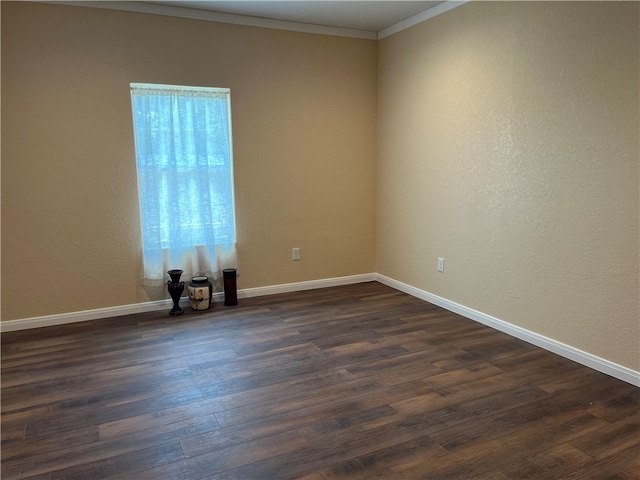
xmin=223 ymin=268 xmax=238 ymax=306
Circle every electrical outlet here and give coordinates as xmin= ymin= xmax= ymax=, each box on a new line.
xmin=438 ymin=257 xmax=445 ymax=272
xmin=292 ymin=248 xmax=300 ymax=261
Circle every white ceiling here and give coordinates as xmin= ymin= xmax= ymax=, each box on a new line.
xmin=141 ymin=0 xmax=446 ymax=33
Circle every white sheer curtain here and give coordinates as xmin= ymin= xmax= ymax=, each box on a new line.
xmin=131 ymin=83 xmax=237 ymax=286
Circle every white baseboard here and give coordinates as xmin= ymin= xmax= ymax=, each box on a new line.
xmin=375 ymin=274 xmax=640 ymax=387
xmin=0 ymin=299 xmax=177 ymax=333
xmin=239 ymin=273 xmax=376 ymax=298
xmin=2 ymin=272 xmax=637 ymax=387
xmin=0 ymin=273 xmax=376 ymax=333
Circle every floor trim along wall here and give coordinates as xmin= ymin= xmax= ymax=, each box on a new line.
xmin=375 ymin=274 xmax=640 ymax=388
xmin=240 ymin=273 xmax=377 ymax=298
xmin=0 ymin=274 xmax=376 ymax=334
xmin=1 ymin=272 xmax=637 ymax=387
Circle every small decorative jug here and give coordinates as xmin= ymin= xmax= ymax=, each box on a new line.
xmin=188 ymin=275 xmax=213 ymax=311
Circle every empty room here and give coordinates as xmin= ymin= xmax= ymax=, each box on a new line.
xmin=1 ymin=1 xmax=638 ymax=478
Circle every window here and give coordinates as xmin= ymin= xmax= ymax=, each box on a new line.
xmin=130 ymin=83 xmax=237 ymax=285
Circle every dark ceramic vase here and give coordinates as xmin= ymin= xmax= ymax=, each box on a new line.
xmin=167 ymin=269 xmax=184 ymax=315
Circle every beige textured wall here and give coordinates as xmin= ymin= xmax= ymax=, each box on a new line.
xmin=377 ymin=2 xmax=639 ymax=370
xmin=1 ymin=2 xmax=377 ymax=320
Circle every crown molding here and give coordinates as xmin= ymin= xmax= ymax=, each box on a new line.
xmin=41 ymin=1 xmax=469 ymax=40
xmin=42 ymin=1 xmax=378 ymax=39
xmin=377 ymin=1 xmax=470 ymax=39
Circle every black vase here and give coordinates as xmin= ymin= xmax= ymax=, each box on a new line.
xmin=167 ymin=269 xmax=184 ymax=315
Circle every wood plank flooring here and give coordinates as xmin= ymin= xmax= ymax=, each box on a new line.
xmin=2 ymin=282 xmax=638 ymax=479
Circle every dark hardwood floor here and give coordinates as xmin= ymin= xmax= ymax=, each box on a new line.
xmin=2 ymin=282 xmax=638 ymax=479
